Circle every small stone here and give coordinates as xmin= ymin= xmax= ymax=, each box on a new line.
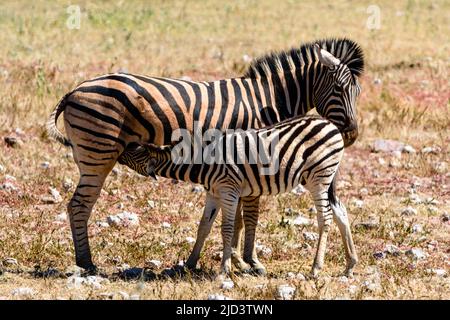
xmin=129 ymin=294 xmax=141 ymax=300
xmin=359 ymin=188 xmax=369 ymax=196
xmin=378 ymin=157 xmax=386 ymax=166
xmin=412 ymin=224 xmax=423 ymax=234
xmin=242 ymin=54 xmax=252 ymax=63
xmin=0 ymin=182 xmax=18 ymax=192
xmin=146 ymin=259 xmax=162 ymax=269
xmin=392 ymin=150 xmax=402 ymax=158
xmin=208 ymin=294 xmax=231 ymax=300
xmin=373 ymin=251 xmax=386 ymax=259
xmin=180 ymin=76 xmax=192 ymax=81
xmin=296 ymin=273 xmax=306 ymax=281
xmin=441 ymin=212 xmax=449 ymax=222
xmin=338 ymin=276 xmax=349 ymax=283
xmin=351 ymin=199 xmax=364 ymax=208
xmin=308 ymin=206 xmax=317 ymax=214
xmin=303 ymin=232 xmax=319 ymax=242
xmin=389 ymin=158 xmax=401 ymax=168
xmin=354 ymin=220 xmax=379 ymax=230
xmin=220 ymin=280 xmax=234 ymax=290
xmin=4 ymin=136 xmax=22 ymax=148
xmin=406 ymin=248 xmax=427 ymax=260
xmin=55 ymin=211 xmax=67 ymax=222
xmin=292 ymin=215 xmax=311 ymax=226
xmin=255 ymin=243 xmax=272 ymax=258
xmin=96 ymin=221 xmax=110 ymax=228
xmin=373 ymin=78 xmax=382 ymax=85
xmin=348 ymin=285 xmax=358 ymax=294
xmin=291 ymin=184 xmax=306 ymax=195
xmin=40 ymin=161 xmax=50 ymax=169
xmin=191 ymin=186 xmax=204 ymax=193
xmin=372 ymin=139 xmax=405 ymax=153
xmin=117 ymin=291 xmax=130 ymax=300
xmin=277 ymin=284 xmax=296 ymax=300
xmin=107 ymin=211 xmax=139 ymax=228
xmin=49 ymin=187 xmax=62 ymax=203
xmin=401 ymin=206 xmax=417 ymax=216
xmin=161 ymin=222 xmax=171 ymax=229
xmin=11 ymin=287 xmax=34 ymax=298
xmin=0 ymin=164 xmax=5 ymax=173
xmin=185 ymin=236 xmax=196 ymax=244
xmin=111 ymin=167 xmax=121 ymax=176
xmin=147 ymin=200 xmax=155 ymax=209
xmin=421 ymin=146 xmax=440 ymax=154
xmin=432 ymin=161 xmax=447 ymax=174
xmin=402 ymin=145 xmax=416 ymax=154
xmin=384 ymin=244 xmax=401 ymax=256
xmin=62 ymin=178 xmax=73 ymax=192
xmin=3 ymin=257 xmax=18 ymax=266
xmin=66 ymin=276 xmax=85 ymax=289
xmin=426 ymin=268 xmax=447 ymax=277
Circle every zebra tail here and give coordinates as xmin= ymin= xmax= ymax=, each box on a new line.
xmin=46 ymin=92 xmax=72 ymax=147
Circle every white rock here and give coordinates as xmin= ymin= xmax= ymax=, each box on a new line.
xmin=96 ymin=221 xmax=110 ymax=228
xmin=191 ymin=186 xmax=204 ymax=193
xmin=391 ymin=150 xmax=402 ymax=158
xmin=117 ymin=291 xmax=130 ymax=300
xmin=62 ymin=178 xmax=73 ymax=191
xmin=373 ymin=78 xmax=382 ymax=85
xmin=401 ymin=206 xmax=417 ymax=216
xmin=146 ymin=259 xmax=162 ymax=269
xmin=111 ymin=167 xmax=121 ymax=176
xmin=208 ymin=294 xmax=231 ymax=300
xmin=49 ymin=187 xmax=62 ymax=203
xmin=432 ymin=161 xmax=447 ymax=174
xmin=185 ymin=236 xmax=196 ymax=244
xmin=412 ymin=224 xmax=423 ymax=234
xmin=55 ymin=211 xmax=67 ymax=222
xmin=3 ymin=257 xmax=18 ymax=266
xmin=348 ymin=285 xmax=358 ymax=294
xmin=351 ymin=199 xmax=364 ymax=208
xmin=402 ymin=145 xmax=416 ymax=154
xmin=441 ymin=212 xmax=449 ymax=222
xmin=242 ymin=54 xmax=252 ymax=63
xmin=303 ymin=232 xmax=319 ymax=242
xmin=291 ymin=184 xmax=306 ymax=195
xmin=372 ymin=139 xmax=405 ymax=153
xmin=296 ymin=273 xmax=306 ymax=281
xmin=161 ymin=222 xmax=171 ymax=229
xmin=255 ymin=243 xmax=272 ymax=258
xmin=11 ymin=287 xmax=34 ymax=298
xmin=220 ymin=280 xmax=234 ymax=290
xmin=0 ymin=164 xmax=5 ymax=173
xmin=0 ymin=182 xmax=18 ymax=192
xmin=66 ymin=276 xmax=85 ymax=289
xmin=421 ymin=146 xmax=440 ymax=154
xmin=338 ymin=276 xmax=349 ymax=283
xmin=107 ymin=211 xmax=139 ymax=227
xmin=40 ymin=161 xmax=50 ymax=169
xmin=426 ymin=268 xmax=447 ymax=277
xmin=359 ymin=188 xmax=369 ymax=196
xmin=129 ymin=294 xmax=141 ymax=300
xmin=292 ymin=215 xmax=311 ymax=226
xmin=277 ymin=284 xmax=296 ymax=300
xmin=384 ymin=244 xmax=401 ymax=256
xmin=406 ymin=248 xmax=427 ymax=260
xmin=5 ymin=174 xmax=16 ymax=181
xmin=147 ymin=200 xmax=155 ymax=209
xmin=378 ymin=157 xmax=386 ymax=166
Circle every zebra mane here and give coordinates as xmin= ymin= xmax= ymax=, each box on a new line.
xmin=244 ymin=38 xmax=364 ymax=79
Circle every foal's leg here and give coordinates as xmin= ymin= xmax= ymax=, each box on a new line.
xmin=231 ymin=201 xmax=252 ymax=272
xmin=309 ymin=185 xmax=334 ymax=278
xmin=241 ymin=196 xmax=266 ymax=275
xmin=185 ymin=193 xmax=219 ymax=269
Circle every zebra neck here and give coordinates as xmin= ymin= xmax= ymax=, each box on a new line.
xmin=250 ymin=68 xmax=314 ymax=125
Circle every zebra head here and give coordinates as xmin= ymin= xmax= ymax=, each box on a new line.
xmin=313 ymin=44 xmax=362 ymax=147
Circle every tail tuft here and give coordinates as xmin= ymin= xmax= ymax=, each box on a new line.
xmin=46 ymin=92 xmax=72 ymax=147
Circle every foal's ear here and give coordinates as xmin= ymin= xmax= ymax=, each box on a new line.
xmin=315 ymin=43 xmax=340 ymax=68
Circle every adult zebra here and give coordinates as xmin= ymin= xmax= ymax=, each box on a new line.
xmin=46 ymin=38 xmax=364 ymax=273
xmin=118 ymin=115 xmax=355 ymax=277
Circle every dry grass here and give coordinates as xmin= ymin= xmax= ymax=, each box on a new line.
xmin=0 ymin=0 xmax=449 ymax=300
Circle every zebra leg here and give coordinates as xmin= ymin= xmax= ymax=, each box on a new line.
xmin=242 ymin=196 xmax=266 ymax=276
xmin=310 ymin=187 xmax=333 ymax=278
xmin=185 ymin=193 xmax=219 ymax=270
xmin=217 ymin=188 xmax=240 ymax=275
xmin=331 ymin=199 xmax=358 ymax=277
xmin=230 ymin=200 xmax=252 ymax=273
xmin=68 ymin=170 xmax=112 ymax=273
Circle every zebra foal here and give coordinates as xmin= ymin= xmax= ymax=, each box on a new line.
xmin=119 ymin=115 xmax=357 ymax=277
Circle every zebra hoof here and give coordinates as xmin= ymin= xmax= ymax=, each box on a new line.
xmin=251 ymin=266 xmax=267 ymax=276
xmin=81 ymin=265 xmax=99 ymax=276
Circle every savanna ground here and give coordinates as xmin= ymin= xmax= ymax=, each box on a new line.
xmin=0 ymin=0 xmax=449 ymax=300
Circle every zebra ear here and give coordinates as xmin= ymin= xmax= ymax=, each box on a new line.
xmin=315 ymin=44 xmax=340 ymax=68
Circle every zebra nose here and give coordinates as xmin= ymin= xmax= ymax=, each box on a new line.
xmin=342 ymin=124 xmax=358 ymax=147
